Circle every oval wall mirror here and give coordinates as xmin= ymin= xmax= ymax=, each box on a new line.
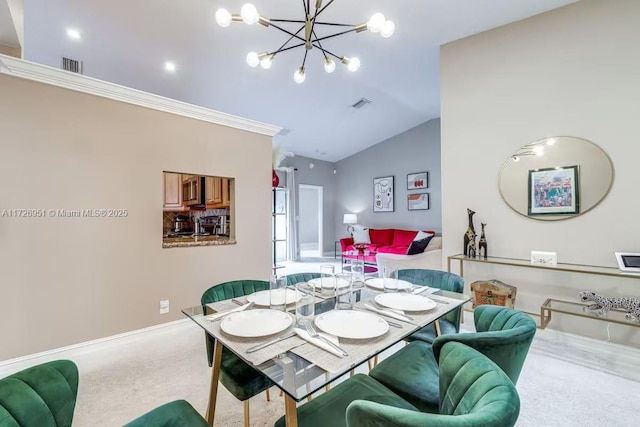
xmin=498 ymin=136 xmax=614 ymax=221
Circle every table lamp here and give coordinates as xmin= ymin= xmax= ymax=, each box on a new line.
xmin=343 ymin=213 xmax=358 ymax=236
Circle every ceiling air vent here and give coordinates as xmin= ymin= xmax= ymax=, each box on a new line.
xmin=61 ymin=57 xmax=83 ymax=74
xmin=351 ymin=98 xmax=372 ymax=109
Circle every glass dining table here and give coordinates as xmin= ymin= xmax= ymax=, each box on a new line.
xmin=182 ymin=284 xmax=470 ymax=427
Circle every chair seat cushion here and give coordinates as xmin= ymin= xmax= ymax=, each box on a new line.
xmin=406 ymin=319 xmax=458 ymax=344
xmin=369 ymin=341 xmax=440 ymax=412
xmin=376 ymin=245 xmax=410 ymax=254
xmin=124 ymin=400 xmax=209 ymax=427
xmin=274 ymin=374 xmax=418 ymax=427
xmin=220 ymin=347 xmax=273 ymax=401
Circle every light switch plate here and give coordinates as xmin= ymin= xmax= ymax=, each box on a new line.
xmin=531 ymin=251 xmax=557 ymax=265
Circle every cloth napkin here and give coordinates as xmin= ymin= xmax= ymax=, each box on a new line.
xmin=204 ymin=302 xmax=252 ymax=322
xmin=293 ymin=327 xmax=345 ymax=358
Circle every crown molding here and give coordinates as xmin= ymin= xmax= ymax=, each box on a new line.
xmin=0 ymin=55 xmax=281 ymax=137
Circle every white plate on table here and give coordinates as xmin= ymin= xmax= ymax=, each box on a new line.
xmin=220 ymin=309 xmax=293 ymax=338
xmin=246 ymin=289 xmax=301 ymax=306
xmin=364 ymin=278 xmax=415 ymax=291
xmin=314 ymin=310 xmax=389 ymax=339
xmin=308 ymin=277 xmax=351 ymax=290
xmin=374 ymin=293 xmax=437 ymax=312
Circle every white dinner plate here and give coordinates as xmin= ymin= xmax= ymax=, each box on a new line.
xmin=308 ymin=277 xmax=351 ymax=290
xmin=364 ymin=278 xmax=415 ymax=291
xmin=314 ymin=310 xmax=389 ymax=339
xmin=220 ymin=309 xmax=293 ymax=338
xmin=246 ymin=289 xmax=301 ymax=306
xmin=374 ymin=293 xmax=437 ymax=312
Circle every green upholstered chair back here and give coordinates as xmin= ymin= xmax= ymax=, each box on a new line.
xmin=397 ymin=269 xmax=465 ymax=331
xmin=345 ymin=342 xmax=520 ymax=427
xmin=0 ymin=360 xmax=78 ymax=427
xmin=201 ymin=280 xmax=269 ymax=366
xmin=284 ymin=273 xmax=321 ymax=287
xmin=432 ymin=305 xmax=537 ymax=384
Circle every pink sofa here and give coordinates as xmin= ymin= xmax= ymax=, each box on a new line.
xmin=340 ymin=228 xmax=438 ymax=255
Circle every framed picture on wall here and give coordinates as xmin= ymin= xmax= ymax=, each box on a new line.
xmin=408 ymin=192 xmax=430 ymax=211
xmin=407 ymin=171 xmax=429 ymax=190
xmin=528 ymin=165 xmax=580 ymax=216
xmin=373 ymin=176 xmax=394 ymax=212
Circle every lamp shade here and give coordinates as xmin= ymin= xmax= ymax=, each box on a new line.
xmin=343 ymin=214 xmax=358 ymax=225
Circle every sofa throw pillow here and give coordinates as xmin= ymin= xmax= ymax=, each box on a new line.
xmin=353 ymin=228 xmax=371 ymax=244
xmin=407 ymin=231 xmax=434 ymax=255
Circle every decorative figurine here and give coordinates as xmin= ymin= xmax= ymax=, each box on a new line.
xmin=478 ymin=223 xmax=488 ymax=259
xmin=579 ymin=291 xmax=640 ymax=322
xmin=463 ymin=208 xmax=477 ymax=258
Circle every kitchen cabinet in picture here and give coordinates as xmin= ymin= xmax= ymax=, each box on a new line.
xmin=163 ymin=172 xmax=185 ymax=211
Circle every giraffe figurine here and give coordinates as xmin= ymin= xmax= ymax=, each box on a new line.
xmin=463 ymin=209 xmax=477 ymax=258
xmin=478 ymin=223 xmax=488 ymax=259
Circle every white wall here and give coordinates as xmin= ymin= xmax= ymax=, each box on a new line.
xmin=441 ymin=0 xmax=640 ymax=345
xmin=298 ymin=186 xmax=320 ymax=245
xmin=0 ymin=73 xmax=272 ymax=360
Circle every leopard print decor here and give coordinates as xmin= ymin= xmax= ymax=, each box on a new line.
xmin=579 ymin=291 xmax=640 ymax=322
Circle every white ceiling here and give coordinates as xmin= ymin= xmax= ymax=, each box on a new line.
xmin=21 ymin=0 xmax=577 ymax=161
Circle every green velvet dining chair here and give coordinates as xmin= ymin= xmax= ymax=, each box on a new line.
xmin=0 ymin=360 xmax=78 ymax=427
xmin=284 ymin=272 xmax=321 ymax=287
xmin=369 ymin=305 xmax=536 ymax=412
xmin=124 ymin=400 xmax=209 ymax=427
xmin=397 ymin=269 xmax=465 ymax=343
xmin=274 ymin=341 xmax=520 ymax=427
xmin=201 ymin=279 xmax=275 ymax=427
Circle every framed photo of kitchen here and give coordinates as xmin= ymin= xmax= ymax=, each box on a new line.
xmin=408 ymin=192 xmax=430 ymax=211
xmin=407 ymin=171 xmax=428 ymax=190
xmin=373 ymin=176 xmax=394 ymax=212
xmin=528 ymin=165 xmax=580 ymax=216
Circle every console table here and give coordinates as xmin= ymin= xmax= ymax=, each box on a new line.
xmin=448 ymin=254 xmax=640 ymax=329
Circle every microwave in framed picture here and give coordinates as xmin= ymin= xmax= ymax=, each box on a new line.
xmin=407 ymin=171 xmax=428 ymax=190
xmin=528 ymin=165 xmax=580 ymax=216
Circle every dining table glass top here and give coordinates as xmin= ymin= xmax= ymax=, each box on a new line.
xmin=182 ymin=284 xmax=470 ymax=402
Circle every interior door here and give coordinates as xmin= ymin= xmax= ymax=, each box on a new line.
xmin=298 ymin=184 xmax=323 ymax=258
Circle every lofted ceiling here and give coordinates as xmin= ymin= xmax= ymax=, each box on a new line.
xmin=18 ymin=0 xmax=577 ymax=161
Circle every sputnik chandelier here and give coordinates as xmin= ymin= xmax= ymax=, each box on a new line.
xmin=215 ymin=1 xmax=395 ymax=83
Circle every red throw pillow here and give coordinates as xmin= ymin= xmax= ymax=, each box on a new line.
xmin=369 ymin=229 xmax=394 ymax=245
xmin=392 ymin=229 xmax=418 ymax=246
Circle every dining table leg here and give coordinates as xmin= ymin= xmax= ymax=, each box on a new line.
xmin=205 ymin=339 xmax=223 ymax=426
xmin=284 ymin=394 xmax=298 ymax=427
xmin=434 ymin=319 xmax=442 ymax=337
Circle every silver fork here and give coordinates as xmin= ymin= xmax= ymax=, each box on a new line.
xmin=302 ymin=323 xmax=349 ymax=357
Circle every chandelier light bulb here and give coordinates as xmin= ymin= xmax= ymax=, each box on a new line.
xmin=367 ymin=13 xmax=386 ymax=32
xmin=381 ymin=20 xmax=395 ymax=38
xmin=215 ymin=8 xmax=232 ymax=27
xmin=294 ymin=67 xmax=306 ymax=84
xmin=259 ymin=55 xmax=273 ymax=69
xmin=241 ymin=3 xmax=259 ymax=25
xmin=324 ymin=58 xmax=336 ymax=73
xmin=246 ymin=51 xmax=260 ymax=67
xmin=347 ymin=57 xmax=361 ymax=72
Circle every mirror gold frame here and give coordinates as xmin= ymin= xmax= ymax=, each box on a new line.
xmin=498 ymin=136 xmax=614 ymax=221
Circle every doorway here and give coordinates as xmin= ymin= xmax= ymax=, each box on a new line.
xmin=298 ymin=184 xmax=323 ymax=258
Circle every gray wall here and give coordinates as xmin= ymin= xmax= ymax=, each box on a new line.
xmin=281 ymin=154 xmax=337 ymax=254
xmin=334 ymin=119 xmax=442 ymax=240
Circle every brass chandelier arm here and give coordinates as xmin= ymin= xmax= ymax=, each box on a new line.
xmin=270 ymin=19 xmax=356 ymax=27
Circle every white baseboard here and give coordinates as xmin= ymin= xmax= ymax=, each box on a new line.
xmin=0 ymin=318 xmax=190 ymax=376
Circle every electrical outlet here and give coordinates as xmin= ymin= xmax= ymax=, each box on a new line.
xmin=159 ymin=299 xmax=170 ymax=314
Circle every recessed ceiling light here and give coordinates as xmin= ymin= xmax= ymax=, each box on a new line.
xmin=164 ymin=62 xmax=176 ymax=73
xmin=66 ymin=28 xmax=82 ymax=40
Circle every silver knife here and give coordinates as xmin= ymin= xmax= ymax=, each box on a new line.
xmin=364 ymin=304 xmax=414 ymax=322
xmin=429 ymin=297 xmax=450 ymax=305
xmin=246 ymin=332 xmax=296 ymax=353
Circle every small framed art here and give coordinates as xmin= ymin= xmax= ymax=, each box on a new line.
xmin=373 ymin=176 xmax=394 ymax=212
xmin=407 ymin=171 xmax=428 ymax=190
xmin=528 ymin=165 xmax=580 ymax=216
xmin=408 ymin=193 xmax=430 ymax=211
